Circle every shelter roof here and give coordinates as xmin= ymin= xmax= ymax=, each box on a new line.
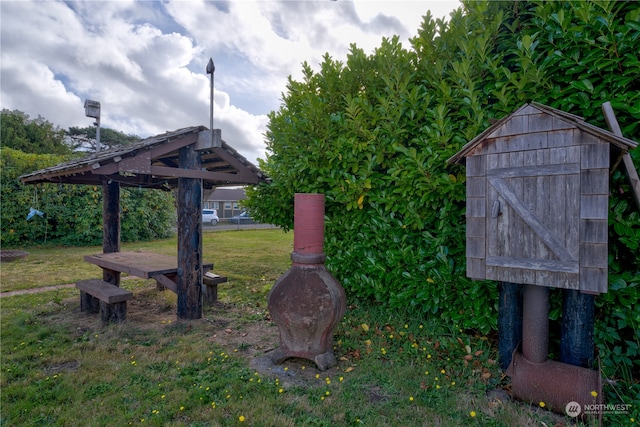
xmin=448 ymin=102 xmax=638 ymax=165
xmin=20 ymin=126 xmax=267 ymax=190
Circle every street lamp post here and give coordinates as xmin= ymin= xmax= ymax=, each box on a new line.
xmin=84 ymin=99 xmax=101 ymax=152
xmin=206 ymin=58 xmax=215 ymax=140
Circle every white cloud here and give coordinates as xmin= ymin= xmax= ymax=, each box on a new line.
xmin=1 ymin=0 xmax=460 ymax=165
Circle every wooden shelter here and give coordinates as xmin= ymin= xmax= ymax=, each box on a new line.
xmin=21 ymin=126 xmax=267 ymax=319
xmin=448 ymin=102 xmax=638 ymax=294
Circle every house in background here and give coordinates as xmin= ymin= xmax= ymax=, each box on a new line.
xmin=204 ymin=187 xmax=247 ymax=219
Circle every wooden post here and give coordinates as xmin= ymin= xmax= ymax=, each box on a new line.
xmin=602 ymin=101 xmax=640 ymax=210
xmin=177 ymin=144 xmax=203 ymax=319
xmin=98 ymin=180 xmax=122 ymax=322
xmin=560 ymin=290 xmax=594 ymax=368
xmin=498 ymin=282 xmax=523 ymax=370
xmin=102 ymin=181 xmax=121 ymax=285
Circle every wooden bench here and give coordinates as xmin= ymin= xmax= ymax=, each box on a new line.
xmin=76 ymin=279 xmax=133 ymax=323
xmin=202 ymin=272 xmax=228 ymax=305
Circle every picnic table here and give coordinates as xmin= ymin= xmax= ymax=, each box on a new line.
xmin=83 ymin=251 xmax=213 ymax=293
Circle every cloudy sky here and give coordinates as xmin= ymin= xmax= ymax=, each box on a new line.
xmin=1 ymin=0 xmax=460 ymax=165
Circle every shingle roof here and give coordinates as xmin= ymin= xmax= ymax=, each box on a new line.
xmin=448 ymin=102 xmax=638 ymax=165
xmin=20 ymin=126 xmax=267 ymax=190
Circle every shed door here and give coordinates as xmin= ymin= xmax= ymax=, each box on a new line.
xmin=485 ymin=152 xmax=580 ymax=289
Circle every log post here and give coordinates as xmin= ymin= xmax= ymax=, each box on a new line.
xmin=498 ymin=282 xmax=523 ymax=370
xmin=177 ymin=144 xmax=203 ymax=319
xmin=89 ymin=180 xmax=122 ymax=321
xmin=560 ymin=290 xmax=594 ymax=368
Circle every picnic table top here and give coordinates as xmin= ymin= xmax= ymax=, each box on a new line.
xmin=84 ymin=251 xmax=213 ymax=279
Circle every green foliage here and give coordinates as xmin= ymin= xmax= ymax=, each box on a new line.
xmin=1 ymin=109 xmax=72 ymax=155
xmin=1 ymin=148 xmax=175 ymax=247
xmin=67 ymin=125 xmax=140 ymax=151
xmin=247 ymin=0 xmax=640 ymax=410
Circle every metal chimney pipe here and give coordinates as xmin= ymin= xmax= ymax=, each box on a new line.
xmin=268 ymin=193 xmax=347 ymax=371
xmin=522 ymin=284 xmax=549 ymax=364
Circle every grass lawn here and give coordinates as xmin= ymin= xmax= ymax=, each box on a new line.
xmin=1 ymin=229 xmax=598 ymax=426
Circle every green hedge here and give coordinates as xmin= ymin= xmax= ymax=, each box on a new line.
xmin=1 ymin=148 xmax=176 ymax=247
xmin=246 ymin=0 xmax=639 ymax=416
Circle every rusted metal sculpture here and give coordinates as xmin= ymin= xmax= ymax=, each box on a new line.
xmin=268 ymin=193 xmax=347 ymax=371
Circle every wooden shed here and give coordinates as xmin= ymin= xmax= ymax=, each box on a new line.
xmin=448 ymin=102 xmax=637 ymax=294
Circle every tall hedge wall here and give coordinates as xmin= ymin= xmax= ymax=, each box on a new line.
xmin=1 ymin=148 xmax=176 ymax=247
xmin=246 ymin=0 xmax=639 ymax=411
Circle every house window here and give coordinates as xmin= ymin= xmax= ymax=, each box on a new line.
xmin=233 ymin=202 xmax=240 ymax=209
xmin=213 ymin=202 xmax=219 ymax=210
xmin=224 ymin=202 xmax=232 ymax=209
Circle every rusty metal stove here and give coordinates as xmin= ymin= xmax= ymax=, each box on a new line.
xmin=268 ymin=193 xmax=347 ymax=371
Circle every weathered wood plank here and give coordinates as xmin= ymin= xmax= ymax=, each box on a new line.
xmin=528 ymin=113 xmax=554 ymax=132
xmin=466 ymin=237 xmax=485 ymax=258
xmin=466 ymin=155 xmax=485 ymax=177
xmin=76 ymin=279 xmax=133 ymax=303
xmin=521 ymin=154 xmax=537 ymax=284
xmin=580 ymin=138 xmax=609 ymax=168
xmin=581 ymin=169 xmax=609 ymax=195
xmin=486 ymin=256 xmax=579 ymax=273
xmin=466 ymin=217 xmax=486 ymax=238
xmin=580 ymin=219 xmax=607 ymax=243
xmin=466 ymin=176 xmax=485 ymax=198
xmin=580 ymin=195 xmax=608 ymax=219
xmin=466 ymin=197 xmax=486 ymax=218
xmin=548 ymin=129 xmax=575 ymax=146
xmin=566 ymin=174 xmax=580 ymax=260
xmin=487 ymin=163 xmax=580 ymax=179
xmin=580 ymin=267 xmax=607 ymax=293
xmin=549 ymin=174 xmax=566 ymax=261
xmin=508 ymin=152 xmax=524 ymax=283
xmin=153 ymin=274 xmax=178 ymax=293
xmin=580 ymin=243 xmax=607 ymax=268
xmin=467 ymin=258 xmax=485 ymax=280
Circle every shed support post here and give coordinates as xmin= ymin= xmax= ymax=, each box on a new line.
xmin=102 ymin=180 xmax=121 ymax=285
xmin=560 ymin=290 xmax=594 ymax=368
xmin=498 ymin=282 xmax=523 ymax=370
xmin=177 ymin=144 xmax=203 ymax=319
xmin=98 ymin=180 xmax=123 ymax=321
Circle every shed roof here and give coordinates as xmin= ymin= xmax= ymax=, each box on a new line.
xmin=448 ymin=102 xmax=638 ymax=165
xmin=20 ymin=126 xmax=267 ymax=190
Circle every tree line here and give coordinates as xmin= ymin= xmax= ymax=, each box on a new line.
xmin=1 ymin=109 xmax=176 ymax=247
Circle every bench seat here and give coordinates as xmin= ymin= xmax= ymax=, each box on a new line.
xmin=202 ymin=272 xmax=228 ymax=304
xmin=76 ymin=279 xmax=132 ymax=323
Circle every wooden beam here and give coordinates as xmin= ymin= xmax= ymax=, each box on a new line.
xmin=602 ymin=102 xmax=640 ymax=210
xmin=151 ymin=165 xmax=260 ymax=184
